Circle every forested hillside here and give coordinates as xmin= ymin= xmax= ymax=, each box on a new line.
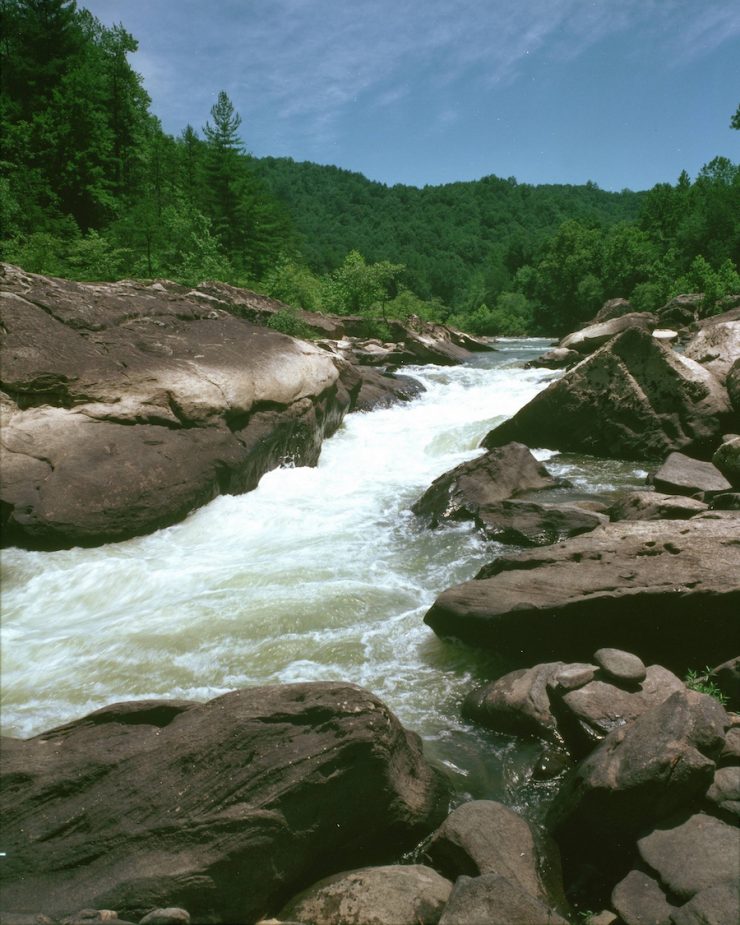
xmin=2 ymin=0 xmax=738 ymax=335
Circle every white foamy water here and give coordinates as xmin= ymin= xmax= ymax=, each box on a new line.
xmin=0 ymin=340 xmax=648 ymax=801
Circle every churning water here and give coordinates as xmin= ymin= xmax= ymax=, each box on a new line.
xmin=0 ymin=339 xmax=648 ymax=808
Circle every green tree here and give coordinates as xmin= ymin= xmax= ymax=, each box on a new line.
xmin=323 ymin=250 xmax=404 ymax=316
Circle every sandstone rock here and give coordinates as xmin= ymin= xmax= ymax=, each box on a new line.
xmin=424 ymin=519 xmax=740 ymax=672
xmin=560 ymin=312 xmax=657 ymax=355
xmin=423 ymin=801 xmax=569 ymax=915
xmin=482 ymin=327 xmax=732 ymax=461
xmin=0 ymin=683 xmax=450 ymax=923
xmin=553 ymin=665 xmax=684 ymax=758
xmin=684 ymin=320 xmax=740 ymax=383
xmin=476 ymin=499 xmax=607 ymax=546
xmin=637 ymin=813 xmax=739 ymax=901
xmin=671 ymin=881 xmax=740 ymax=925
xmin=0 ymin=266 xmax=350 ymax=549
xmin=713 ymin=437 xmax=740 ymax=488
xmin=593 ymin=298 xmax=634 ymax=324
xmin=652 ymin=452 xmax=732 ymax=498
xmin=411 ymin=443 xmax=558 ymax=528
xmin=593 ymin=648 xmax=647 ymax=684
xmin=278 ymin=865 xmax=453 ymax=925
xmin=607 ymin=490 xmax=708 ymax=521
xmin=547 ymin=691 xmax=729 ymax=866
xmin=437 ymin=874 xmax=569 ymax=925
xmin=611 ymin=868 xmax=677 ymax=925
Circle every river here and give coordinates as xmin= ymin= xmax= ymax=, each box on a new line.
xmin=0 ymin=338 xmax=649 ymax=814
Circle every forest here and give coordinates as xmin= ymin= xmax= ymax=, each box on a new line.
xmin=1 ymin=0 xmax=739 ymax=336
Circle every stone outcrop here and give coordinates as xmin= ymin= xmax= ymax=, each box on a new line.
xmin=0 ymin=683 xmax=450 ymax=923
xmin=592 ymin=298 xmax=634 ymax=324
xmin=352 ymin=366 xmax=426 ymax=412
xmin=0 ymin=265 xmax=356 ymax=549
xmin=559 ymin=312 xmax=657 ymax=355
xmin=684 ymin=319 xmax=740 ymax=383
xmin=424 ymin=518 xmax=740 ymax=672
xmin=607 ymin=490 xmax=708 ymax=521
xmin=482 ymin=327 xmax=732 ymax=461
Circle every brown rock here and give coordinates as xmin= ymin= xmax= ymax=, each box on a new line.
xmin=607 ymin=490 xmax=708 ymax=521
xmin=437 ymin=874 xmax=569 ymax=925
xmin=611 ymin=868 xmax=677 ymax=925
xmin=559 ymin=312 xmax=657 ymax=355
xmin=684 ymin=320 xmax=740 ymax=383
xmin=652 ymin=452 xmax=732 ymax=498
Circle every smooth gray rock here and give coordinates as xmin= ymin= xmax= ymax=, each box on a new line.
xmin=593 ymin=648 xmax=647 ymax=684
xmin=652 ymin=452 xmax=732 ymax=499
xmin=612 ymin=868 xmax=677 ymax=925
xmin=482 ymin=327 xmax=732 ymax=461
xmin=425 ymin=519 xmax=740 ymax=672
xmin=424 ymin=801 xmax=569 ymax=916
xmin=278 ymin=865 xmax=453 ymax=925
xmin=438 ymin=874 xmax=569 ymax=925
xmin=670 ymin=881 xmax=740 ymax=925
xmin=638 ymin=814 xmax=740 ymax=901
xmin=0 ymin=684 xmax=450 ymax=923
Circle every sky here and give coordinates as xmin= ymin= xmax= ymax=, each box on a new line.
xmin=82 ymin=0 xmax=740 ymax=192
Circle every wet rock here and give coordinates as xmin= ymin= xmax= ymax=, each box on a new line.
xmin=424 ymin=801 xmax=569 ymax=916
xmin=547 ymin=691 xmax=729 ymax=867
xmin=637 ymin=813 xmax=739 ymax=901
xmin=684 ymin=320 xmax=740 ymax=383
xmin=481 ymin=327 xmax=732 ymax=461
xmin=525 ymin=347 xmax=580 ymax=369
xmin=593 ymin=648 xmax=647 ymax=685
xmin=476 ymin=499 xmax=607 ymax=546
xmin=0 ymin=683 xmax=450 ymax=923
xmin=652 ymin=452 xmax=732 ymax=499
xmin=437 ymin=874 xmax=569 ymax=925
xmin=611 ymin=868 xmax=677 ymax=925
xmin=712 ymin=437 xmax=740 ymax=488
xmin=277 ymin=865 xmax=453 ymax=925
xmin=412 ymin=442 xmax=558 ymax=528
xmin=671 ymin=881 xmax=740 ymax=925
xmin=607 ymin=491 xmax=708 ymax=521
xmin=424 ymin=519 xmax=740 ymax=672
xmin=560 ymin=312 xmax=657 ymax=355
xmin=552 ymin=665 xmax=684 ymax=758
xmin=352 ymin=367 xmax=425 ymax=412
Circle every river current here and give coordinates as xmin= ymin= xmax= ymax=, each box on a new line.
xmin=0 ymin=339 xmax=648 ymax=810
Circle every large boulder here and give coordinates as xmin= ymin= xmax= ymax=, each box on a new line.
xmin=656 ymin=293 xmax=705 ymax=328
xmin=0 ymin=265 xmax=353 ymax=549
xmin=352 ymin=366 xmax=425 ymax=412
xmin=713 ymin=437 xmax=740 ymax=488
xmin=437 ymin=874 xmax=569 ymax=925
xmin=559 ymin=312 xmax=657 ymax=355
xmin=277 ymin=865 xmax=453 ymax=925
xmin=593 ymin=298 xmax=634 ymax=324
xmin=607 ymin=490 xmax=708 ymax=521
xmin=424 ymin=518 xmax=740 ymax=672
xmin=0 ymin=683 xmax=450 ymax=923
xmin=411 ymin=443 xmax=559 ymax=528
xmin=683 ymin=319 xmax=740 ymax=384
xmin=474 ymin=499 xmax=607 ymax=546
xmin=652 ymin=451 xmax=733 ymax=498
xmin=482 ymin=327 xmax=732 ymax=461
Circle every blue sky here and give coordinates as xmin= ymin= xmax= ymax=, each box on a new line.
xmin=82 ymin=0 xmax=739 ymax=191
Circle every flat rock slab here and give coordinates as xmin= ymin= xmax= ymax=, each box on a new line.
xmin=652 ymin=452 xmax=732 ymax=498
xmin=638 ymin=813 xmax=740 ymax=901
xmin=278 ymin=865 xmax=453 ymax=925
xmin=0 ymin=683 xmax=450 ymax=923
xmin=424 ymin=518 xmax=740 ymax=671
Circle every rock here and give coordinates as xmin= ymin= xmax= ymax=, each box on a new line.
xmin=653 ymin=328 xmax=679 ymax=342
xmin=652 ymin=452 xmax=732 ymax=498
xmin=671 ymin=881 xmax=740 ymax=925
xmin=0 ymin=266 xmax=351 ymax=549
xmin=552 ymin=665 xmax=684 ymax=758
xmin=386 ymin=318 xmax=475 ymax=366
xmin=352 ymin=367 xmax=425 ymax=412
xmin=277 ymin=865 xmax=453 ymax=925
xmin=720 ymin=724 xmax=740 ymax=763
xmin=593 ymin=648 xmax=647 ymax=684
xmin=684 ymin=320 xmax=740 ymax=383
xmin=657 ymin=293 xmax=705 ymax=328
xmin=412 ymin=443 xmax=559 ymax=528
xmin=547 ymin=690 xmax=729 ymax=868
xmin=710 ymin=492 xmax=740 ymax=509
xmin=0 ymin=916 xmax=56 ymax=925
xmin=593 ymin=298 xmax=635 ymax=323
xmin=607 ymin=491 xmax=708 ymax=521
xmin=138 ymin=911 xmax=190 ymax=925
xmin=710 ymin=658 xmax=740 ymax=712
xmin=560 ymin=312 xmax=657 ymax=355
xmin=423 ymin=801 xmax=569 ymax=915
xmin=705 ymin=766 xmax=740 ymax=817
xmin=727 ymin=359 xmax=740 ymax=413
xmin=424 ymin=519 xmax=740 ymax=672
xmin=611 ymin=868 xmax=677 ymax=925
xmin=586 ymin=912 xmax=619 ymax=925
xmin=525 ymin=347 xmax=580 ymax=369
xmin=463 ymin=662 xmax=573 ymax=741
xmin=0 ymin=683 xmax=450 ymax=923
xmin=437 ymin=874 xmax=569 ymax=925
xmin=476 ymin=499 xmax=607 ymax=546
xmin=481 ymin=327 xmax=732 ymax=461
xmin=637 ymin=813 xmax=739 ymax=901
xmin=713 ymin=437 xmax=740 ymax=488
xmin=553 ymin=665 xmax=598 ymax=691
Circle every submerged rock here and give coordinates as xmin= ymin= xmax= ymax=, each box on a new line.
xmin=0 ymin=683 xmax=450 ymax=923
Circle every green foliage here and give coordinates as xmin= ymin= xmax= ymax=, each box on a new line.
xmin=322 ymin=250 xmax=405 ymax=315
xmin=262 ymin=257 xmax=323 ymax=311
xmin=266 ymin=305 xmax=314 ymax=339
xmin=684 ymin=668 xmax=729 ymax=706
